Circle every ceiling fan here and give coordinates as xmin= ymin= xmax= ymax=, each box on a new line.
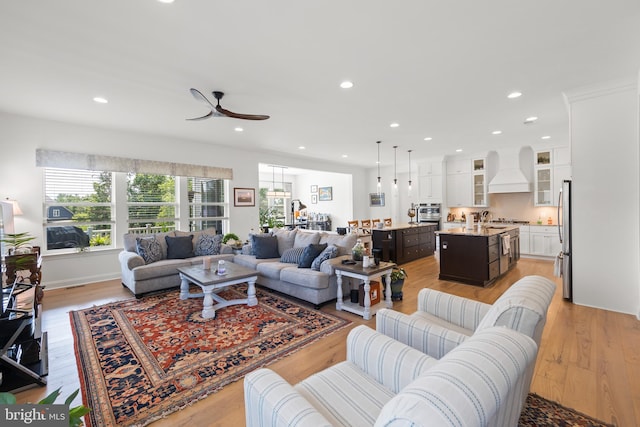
xmin=187 ymin=88 xmax=270 ymax=121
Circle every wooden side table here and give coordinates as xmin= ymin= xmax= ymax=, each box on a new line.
xmin=334 ymin=260 xmax=395 ymax=320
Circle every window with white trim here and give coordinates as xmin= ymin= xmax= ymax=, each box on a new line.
xmin=126 ymin=173 xmax=177 ymax=233
xmin=44 ymin=168 xmax=113 ymax=251
xmin=188 ymin=177 xmax=228 ymax=233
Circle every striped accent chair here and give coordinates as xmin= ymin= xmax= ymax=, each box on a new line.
xmin=244 ymin=325 xmax=538 ymax=427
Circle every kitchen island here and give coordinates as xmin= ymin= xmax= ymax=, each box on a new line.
xmin=372 ymin=223 xmax=438 ymax=265
xmin=436 ymin=225 xmax=519 ymax=286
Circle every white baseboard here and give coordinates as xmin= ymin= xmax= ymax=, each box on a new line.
xmin=43 ymin=273 xmax=121 ymax=290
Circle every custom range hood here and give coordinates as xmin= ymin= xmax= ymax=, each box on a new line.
xmin=487 ymin=147 xmax=533 ymax=193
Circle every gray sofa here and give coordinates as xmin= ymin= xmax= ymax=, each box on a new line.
xmin=233 ymin=229 xmax=357 ymax=307
xmin=119 ymin=228 xmax=234 ymax=297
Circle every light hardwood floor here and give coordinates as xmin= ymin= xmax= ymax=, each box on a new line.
xmin=15 ymin=256 xmax=640 ymax=426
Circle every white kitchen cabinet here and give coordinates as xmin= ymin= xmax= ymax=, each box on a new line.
xmin=534 ymin=166 xmax=553 ymax=206
xmin=446 ymin=172 xmax=472 ymax=207
xmin=534 ymin=147 xmax=571 ymax=206
xmin=519 ymin=225 xmax=530 ymax=255
xmin=418 ymin=159 xmax=443 ymax=176
xmin=529 ymin=225 xmax=561 ymax=257
xmin=472 ymin=158 xmax=487 ymax=207
xmin=418 ymin=174 xmax=443 ymax=202
xmin=446 ymin=157 xmax=471 ymax=174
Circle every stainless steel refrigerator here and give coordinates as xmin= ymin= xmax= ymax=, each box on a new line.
xmin=558 ymin=180 xmax=572 ymax=300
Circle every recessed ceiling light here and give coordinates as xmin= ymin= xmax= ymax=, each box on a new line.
xmin=157 ymin=0 xmax=175 ymax=3
xmin=340 ymin=81 xmax=354 ymax=89
xmin=93 ymin=97 xmax=108 ymax=104
xmin=298 ymin=146 xmax=306 ymax=150
xmin=507 ymin=91 xmax=522 ymax=99
xmin=541 ymin=135 xmax=551 ymax=140
xmin=423 ymin=137 xmax=432 ymax=141
xmin=456 ymin=148 xmax=463 ymax=152
xmin=524 ymin=116 xmax=538 ymax=124
xmin=234 ymin=127 xmax=243 ymax=132
xmin=492 ymin=130 xmax=502 ymax=135
xmin=390 ymin=123 xmax=399 ymax=128
xmin=341 ymin=154 xmax=348 ymax=158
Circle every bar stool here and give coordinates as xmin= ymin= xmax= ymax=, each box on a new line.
xmin=383 ymin=218 xmax=392 ymax=227
xmin=347 ymin=220 xmax=359 ymax=234
xmin=372 ymin=218 xmax=381 ymax=229
xmin=360 ymin=219 xmax=372 ymax=234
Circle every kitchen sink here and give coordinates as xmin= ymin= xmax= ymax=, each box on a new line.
xmin=486 ymin=226 xmax=507 ymax=229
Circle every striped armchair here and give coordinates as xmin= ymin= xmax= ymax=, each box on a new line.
xmin=375 ymin=275 xmax=556 ymax=360
xmin=244 ymin=325 xmax=538 ymax=427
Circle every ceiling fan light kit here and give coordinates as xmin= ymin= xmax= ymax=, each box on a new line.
xmin=187 ymin=88 xmax=270 ymax=121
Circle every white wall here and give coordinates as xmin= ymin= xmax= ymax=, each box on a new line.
xmin=565 ymin=78 xmax=640 ymax=316
xmin=0 ymin=112 xmax=368 ymax=288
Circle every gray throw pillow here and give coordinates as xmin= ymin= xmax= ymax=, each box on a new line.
xmin=136 ymin=237 xmax=163 ymax=264
xmin=165 ymin=235 xmax=194 ymax=259
xmin=194 ymin=233 xmax=222 ymax=256
xmin=280 ymin=247 xmax=306 ymax=264
xmin=298 ymin=243 xmax=327 ymax=268
xmin=253 ymin=235 xmax=280 ymax=259
xmin=311 ymin=244 xmax=338 ymax=271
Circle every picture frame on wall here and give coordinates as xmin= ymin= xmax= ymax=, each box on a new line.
xmin=369 ymin=192 xmax=385 ymax=207
xmin=233 ymin=187 xmax=255 ymax=206
xmin=310 ymin=185 xmax=318 ymax=193
xmin=318 ymin=186 xmax=332 ymax=201
xmin=311 ymin=194 xmax=318 ymax=204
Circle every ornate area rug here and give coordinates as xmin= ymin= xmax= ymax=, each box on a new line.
xmin=70 ymin=285 xmax=351 ymax=427
xmin=519 ymin=393 xmax=614 ymax=426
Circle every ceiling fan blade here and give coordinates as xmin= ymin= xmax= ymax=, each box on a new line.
xmin=216 ymin=106 xmax=270 ymax=120
xmin=190 ymin=88 xmax=217 ymax=109
xmin=186 ymin=110 xmax=214 ymax=121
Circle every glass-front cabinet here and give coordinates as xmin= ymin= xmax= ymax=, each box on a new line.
xmin=472 ymin=158 xmax=487 ymax=207
xmin=534 ymin=150 xmax=552 ymax=206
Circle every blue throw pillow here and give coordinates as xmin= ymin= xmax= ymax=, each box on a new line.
xmin=165 ymin=235 xmax=194 ymax=259
xmin=136 ymin=237 xmax=163 ymax=264
xmin=194 ymin=233 xmax=222 ymax=256
xmin=253 ymin=235 xmax=280 ymax=259
xmin=280 ymin=247 xmax=306 ymax=264
xmin=311 ymin=244 xmax=338 ymax=271
xmin=298 ymin=243 xmax=327 ymax=268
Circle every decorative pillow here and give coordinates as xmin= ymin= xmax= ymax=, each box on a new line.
xmin=272 ymin=228 xmax=297 ymax=256
xmin=298 ymin=243 xmax=328 ymax=268
xmin=136 ymin=237 xmax=163 ymax=264
xmin=280 ymin=247 xmax=306 ymax=264
xmin=194 ymin=233 xmax=223 ymax=256
xmin=249 ymin=232 xmax=271 ymax=255
xmin=165 ymin=235 xmax=194 ymax=259
xmin=311 ymin=244 xmax=338 ymax=271
xmin=253 ymin=235 xmax=280 ymax=259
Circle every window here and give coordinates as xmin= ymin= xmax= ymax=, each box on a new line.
xmin=258 ymin=181 xmax=291 ymax=227
xmin=188 ymin=177 xmax=228 ymax=233
xmin=127 ymin=173 xmax=176 ymax=233
xmin=44 ymin=168 xmax=113 ymax=251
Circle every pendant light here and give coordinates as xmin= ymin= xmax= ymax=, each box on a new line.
xmin=266 ymin=165 xmax=291 ymax=198
xmin=408 ymin=149 xmax=413 ymax=193
xmin=393 ymin=145 xmax=398 ymax=189
xmin=376 ymin=141 xmax=382 ymax=194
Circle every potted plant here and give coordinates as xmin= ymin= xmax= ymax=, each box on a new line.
xmin=222 ymin=233 xmax=241 ymax=247
xmin=384 ymin=267 xmax=408 ymax=301
xmin=1 ymin=232 xmax=39 ymax=282
xmin=1 ymin=231 xmax=36 ymax=255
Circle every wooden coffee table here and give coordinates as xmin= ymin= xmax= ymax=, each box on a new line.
xmin=177 ymin=263 xmax=258 ymax=319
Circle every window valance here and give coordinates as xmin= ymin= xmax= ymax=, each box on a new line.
xmin=35 ymin=149 xmax=233 ymax=179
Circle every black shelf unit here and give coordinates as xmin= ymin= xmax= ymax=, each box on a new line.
xmin=1 ymin=280 xmax=48 ymax=393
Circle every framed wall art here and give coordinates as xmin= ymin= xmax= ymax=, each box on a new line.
xmin=311 ymin=194 xmax=318 ymax=204
xmin=310 ymin=185 xmax=318 ymax=193
xmin=369 ymin=192 xmax=385 ymax=207
xmin=233 ymin=187 xmax=255 ymax=206
xmin=318 ymin=186 xmax=332 ymax=201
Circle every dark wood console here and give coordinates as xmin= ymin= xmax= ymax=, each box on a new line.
xmin=372 ymin=223 xmax=437 ymax=265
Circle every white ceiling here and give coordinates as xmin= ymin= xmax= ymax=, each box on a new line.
xmin=1 ymin=1 xmax=639 ymax=171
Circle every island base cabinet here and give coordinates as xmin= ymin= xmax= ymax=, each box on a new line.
xmin=439 ymin=234 xmax=497 ymax=286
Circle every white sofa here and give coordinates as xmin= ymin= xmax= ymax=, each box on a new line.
xmin=119 ymin=229 xmax=234 ymax=297
xmin=244 ymin=325 xmax=538 ymax=427
xmin=232 ymin=228 xmax=358 ymax=307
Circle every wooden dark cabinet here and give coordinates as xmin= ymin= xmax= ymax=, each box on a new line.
xmin=438 ymin=234 xmax=499 ymax=286
xmin=373 ymin=224 xmax=437 ymax=265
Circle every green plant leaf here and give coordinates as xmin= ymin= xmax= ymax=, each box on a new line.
xmin=0 ymin=392 xmax=17 ymax=404
xmin=64 ymin=389 xmax=80 ymax=406
xmin=38 ymin=387 xmax=62 ymax=405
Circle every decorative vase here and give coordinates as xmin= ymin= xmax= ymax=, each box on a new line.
xmin=351 ymin=239 xmax=364 ymax=261
xmin=390 ymin=279 xmax=405 ymax=301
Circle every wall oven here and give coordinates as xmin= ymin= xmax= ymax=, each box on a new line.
xmin=418 ymin=203 xmax=441 ymax=225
